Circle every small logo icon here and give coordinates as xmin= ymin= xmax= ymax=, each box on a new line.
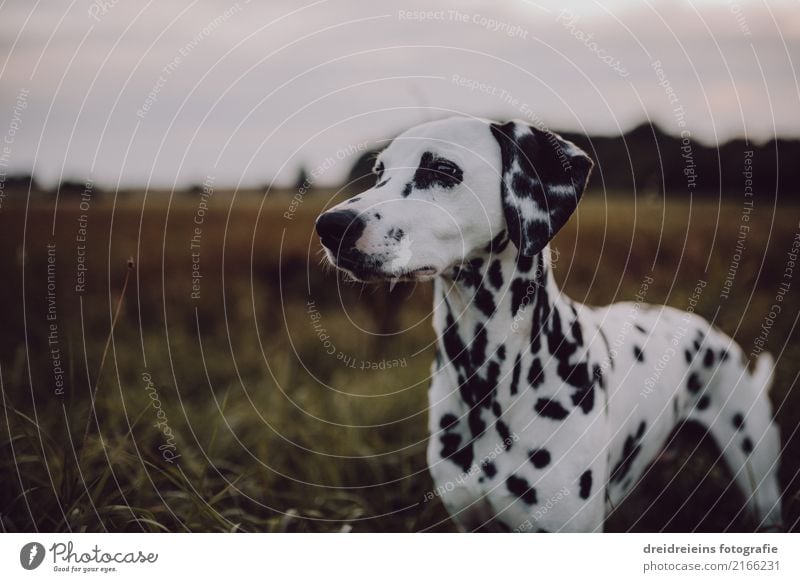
xmin=20 ymin=542 xmax=45 ymax=570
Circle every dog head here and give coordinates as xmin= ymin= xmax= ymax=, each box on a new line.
xmin=316 ymin=116 xmax=593 ymax=282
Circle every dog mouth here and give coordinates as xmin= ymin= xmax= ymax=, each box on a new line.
xmin=381 ymin=266 xmax=438 ymax=291
xmin=326 ymin=252 xmax=437 ymax=283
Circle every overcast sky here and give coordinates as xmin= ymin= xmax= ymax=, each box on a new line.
xmin=0 ymin=0 xmax=798 ymax=189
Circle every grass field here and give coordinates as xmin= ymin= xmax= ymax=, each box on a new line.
xmin=1 ymin=187 xmax=798 ymax=532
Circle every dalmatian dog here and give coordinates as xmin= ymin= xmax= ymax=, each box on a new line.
xmin=315 ymin=116 xmax=783 ymax=532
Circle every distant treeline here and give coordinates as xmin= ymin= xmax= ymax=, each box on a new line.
xmin=347 ymin=122 xmax=800 ymax=199
xmin=4 ymin=122 xmax=799 ymax=199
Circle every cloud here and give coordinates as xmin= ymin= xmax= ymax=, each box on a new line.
xmin=0 ymin=0 xmax=796 ymax=188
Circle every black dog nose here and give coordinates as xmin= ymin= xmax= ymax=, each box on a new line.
xmin=315 ymin=210 xmax=364 ymax=250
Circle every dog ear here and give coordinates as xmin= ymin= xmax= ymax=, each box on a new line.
xmin=490 ymin=120 xmax=593 ymax=257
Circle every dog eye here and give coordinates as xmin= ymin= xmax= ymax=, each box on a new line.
xmin=432 ymin=160 xmax=463 ymax=185
xmin=373 ymin=161 xmax=385 ymax=179
xmin=435 ymin=161 xmax=456 ymax=175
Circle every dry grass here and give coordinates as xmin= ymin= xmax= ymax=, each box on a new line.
xmin=1 ymin=188 xmax=798 ymax=532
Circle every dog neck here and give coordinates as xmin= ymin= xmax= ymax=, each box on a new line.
xmin=433 ymin=233 xmax=561 ymax=363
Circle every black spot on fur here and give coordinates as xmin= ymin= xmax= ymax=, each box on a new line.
xmin=634 ymin=324 xmax=646 ymax=333
xmin=546 ymin=307 xmax=595 ymax=413
xmin=440 ymin=433 xmax=473 ymax=473
xmin=636 ymin=421 xmax=646 ymax=439
xmin=506 ymin=475 xmax=537 ymax=504
xmin=469 ymin=324 xmax=488 ymax=367
xmin=579 ymin=470 xmax=592 ymax=499
xmin=570 ymin=316 xmax=583 ymax=347
xmin=481 ymin=460 xmax=497 ymax=478
xmin=742 ymin=437 xmax=754 ymax=454
xmin=611 ymin=433 xmax=642 ymax=484
xmin=732 ymin=413 xmax=745 ymax=430
xmin=528 ymin=270 xmax=551 ymax=353
xmin=704 ymin=348 xmax=715 ymax=367
xmin=510 ymin=354 xmax=522 ymax=395
xmin=439 ymin=413 xmax=458 ymax=430
xmin=452 ymin=266 xmax=478 ymax=288
xmin=516 ymin=253 xmax=534 ymax=273
xmin=684 ymin=349 xmax=693 ymax=364
xmin=440 ymin=433 xmax=460 ymax=454
xmin=633 ymin=346 xmax=644 ymax=362
xmin=535 ymin=398 xmax=569 ymax=420
xmin=468 ymin=409 xmax=486 ymax=439
xmin=441 ymin=304 xmax=507 ymax=444
xmin=497 ymin=420 xmax=513 ymax=450
xmin=496 ymin=345 xmax=506 ymax=362
xmin=484 ymin=230 xmax=509 ymax=254
xmin=529 ymin=448 xmax=551 ymax=468
xmin=687 ymin=373 xmax=702 ymax=393
xmin=570 ymin=373 xmax=595 ymax=414
xmin=474 ymin=287 xmax=496 ymax=318
xmin=697 ymin=395 xmax=710 ymax=410
xmin=720 ymin=349 xmax=730 ymax=362
xmin=347 ymin=197 xmax=361 ymax=204
xmin=442 ymin=311 xmax=468 ymax=370
xmin=511 ymin=278 xmax=531 ymax=316
xmin=528 ymin=358 xmax=544 ymax=388
xmin=488 ymin=260 xmax=503 ymax=289
xmin=401 ymin=182 xmax=413 ymax=197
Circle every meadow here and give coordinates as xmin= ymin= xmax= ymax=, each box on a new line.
xmin=0 ymin=186 xmax=798 ymax=532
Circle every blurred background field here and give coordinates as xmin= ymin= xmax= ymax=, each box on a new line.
xmin=1 ymin=184 xmax=798 ymax=532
